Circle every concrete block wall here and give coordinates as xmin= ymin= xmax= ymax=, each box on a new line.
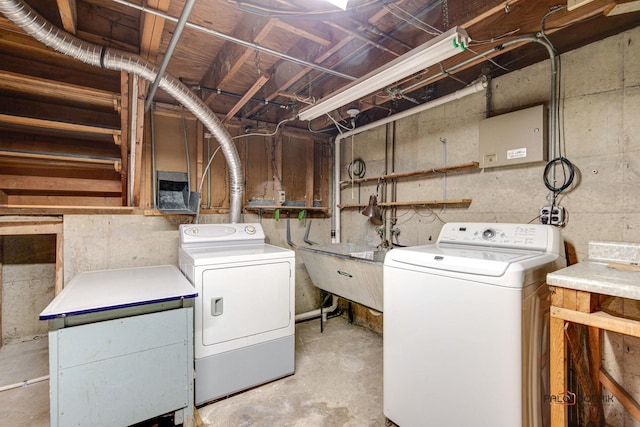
xmin=1 ymin=264 xmax=54 ymax=344
xmin=338 ymin=26 xmax=639 ymax=426
xmin=62 ymin=213 xmax=324 ymax=316
xmin=339 ymin=27 xmax=640 ymax=263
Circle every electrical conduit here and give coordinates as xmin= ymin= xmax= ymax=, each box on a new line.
xmin=0 ymin=0 xmax=243 ymax=223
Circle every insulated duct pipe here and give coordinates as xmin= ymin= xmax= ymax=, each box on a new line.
xmin=0 ymin=0 xmax=243 ymax=223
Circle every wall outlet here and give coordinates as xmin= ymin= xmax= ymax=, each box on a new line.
xmin=277 ymin=190 xmax=286 ymax=204
xmin=540 ymin=205 xmax=564 ymax=226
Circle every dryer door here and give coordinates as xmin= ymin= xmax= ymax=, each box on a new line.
xmin=201 ymin=261 xmax=291 ymax=346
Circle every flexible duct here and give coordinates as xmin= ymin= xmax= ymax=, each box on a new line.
xmin=0 ymin=0 xmax=242 ymax=222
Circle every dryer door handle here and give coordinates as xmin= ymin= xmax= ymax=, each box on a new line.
xmin=211 ymin=297 xmax=224 ymax=316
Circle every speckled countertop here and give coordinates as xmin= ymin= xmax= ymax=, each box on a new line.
xmin=547 ymin=241 xmax=640 ymax=300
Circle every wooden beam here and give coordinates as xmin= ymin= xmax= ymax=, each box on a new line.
xmin=0 ymin=114 xmax=121 ymax=138
xmin=201 ymin=16 xmax=276 ymax=106
xmin=196 ymin=121 xmax=204 ymax=204
xmin=120 ymin=72 xmax=130 ymax=206
xmin=551 ymin=307 xmax=640 ymax=338
xmin=273 ymin=20 xmax=332 ymax=46
xmin=0 ymin=71 xmax=119 ymax=110
xmin=223 ymin=74 xmax=271 ymax=122
xmin=550 ymin=316 xmax=568 ymax=426
xmin=243 ymin=36 xmax=355 ymax=117
xmin=56 ymin=0 xmax=77 ymax=34
xmin=0 ymin=150 xmax=121 ymax=170
xmin=305 ymin=138 xmax=314 ymax=208
xmin=140 ymin=0 xmax=170 ymax=60
xmin=0 ymin=221 xmax=62 ymax=236
xmin=55 ymin=228 xmax=63 ymax=294
xmin=565 ymin=323 xmax=604 ymax=425
xmin=0 ymin=206 xmax=134 ymax=215
xmin=6 ymin=196 xmax=123 ymax=207
xmin=0 ymin=174 xmax=122 ymax=194
xmin=132 ymin=78 xmax=145 ymax=207
xmin=600 ymin=368 xmax=640 ymax=421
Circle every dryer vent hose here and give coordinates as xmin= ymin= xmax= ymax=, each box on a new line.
xmin=0 ymin=0 xmax=242 ymax=223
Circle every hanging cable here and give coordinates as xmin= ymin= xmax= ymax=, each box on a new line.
xmin=347 ymin=158 xmax=366 ymax=179
xmin=543 ymin=157 xmax=575 ymax=194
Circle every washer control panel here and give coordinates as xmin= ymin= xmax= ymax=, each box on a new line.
xmin=437 ymin=222 xmax=556 ymax=251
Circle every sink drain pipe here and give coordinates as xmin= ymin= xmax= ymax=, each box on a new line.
xmin=0 ymin=0 xmax=243 ymax=223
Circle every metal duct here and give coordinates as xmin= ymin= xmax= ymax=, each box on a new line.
xmin=0 ymin=0 xmax=242 ymax=223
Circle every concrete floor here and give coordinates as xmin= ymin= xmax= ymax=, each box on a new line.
xmin=0 ymin=335 xmax=49 ymax=427
xmin=198 ymin=316 xmax=385 ymax=427
xmin=0 ymin=316 xmax=384 ymax=426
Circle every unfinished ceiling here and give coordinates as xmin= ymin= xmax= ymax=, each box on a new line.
xmin=0 ymin=0 xmax=638 ymax=209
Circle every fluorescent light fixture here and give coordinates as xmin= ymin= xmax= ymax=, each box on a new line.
xmin=325 ymin=0 xmax=349 ymax=10
xmin=298 ymin=27 xmax=470 ymax=121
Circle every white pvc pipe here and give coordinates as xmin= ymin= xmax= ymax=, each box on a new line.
xmin=295 ymin=295 xmax=338 ymax=322
xmin=333 ymin=78 xmax=488 ymax=243
xmin=0 ymin=375 xmax=49 ymax=393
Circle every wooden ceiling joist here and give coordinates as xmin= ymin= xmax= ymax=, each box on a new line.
xmin=140 ymin=0 xmax=170 ymax=60
xmin=273 ymin=21 xmax=332 ymax=46
xmin=201 ymin=16 xmax=276 ymax=106
xmin=55 ymin=0 xmax=77 ymax=34
xmin=223 ymin=74 xmax=271 ymax=123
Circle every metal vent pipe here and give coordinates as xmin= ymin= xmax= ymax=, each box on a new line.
xmin=0 ymin=0 xmax=242 ymax=223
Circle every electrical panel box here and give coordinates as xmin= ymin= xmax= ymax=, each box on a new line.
xmin=479 ymin=104 xmax=548 ymax=168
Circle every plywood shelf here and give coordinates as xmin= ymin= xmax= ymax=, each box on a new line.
xmin=340 ymin=161 xmax=479 ymax=186
xmin=244 ymin=205 xmax=329 ymax=213
xmin=338 ymin=199 xmax=472 ymax=209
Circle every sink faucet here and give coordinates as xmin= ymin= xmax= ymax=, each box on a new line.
xmin=376 ymin=226 xmax=391 ymax=249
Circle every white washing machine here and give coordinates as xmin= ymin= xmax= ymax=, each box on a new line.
xmin=383 ymin=222 xmax=565 ymax=427
xmin=178 ymin=223 xmax=295 ymax=405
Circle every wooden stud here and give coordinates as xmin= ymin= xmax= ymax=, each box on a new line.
xmin=132 ymin=79 xmax=145 ymax=207
xmin=196 ymin=121 xmax=204 ymax=205
xmin=55 ymin=229 xmax=63 ymax=295
xmin=588 ymin=326 xmax=602 ymax=404
xmin=305 ymin=138 xmax=314 ymax=208
xmin=120 ymin=71 xmax=130 ymax=206
xmin=564 ymin=323 xmax=604 ymax=425
xmin=550 ymin=316 xmax=568 ymax=426
xmin=564 ymin=289 xmax=578 ymax=311
xmin=577 ymin=290 xmax=600 ymax=313
xmin=551 ymin=286 xmax=564 ymax=307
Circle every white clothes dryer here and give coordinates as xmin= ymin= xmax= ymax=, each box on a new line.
xmin=383 ymin=222 xmax=565 ymax=427
xmin=178 ymin=223 xmax=295 ymax=405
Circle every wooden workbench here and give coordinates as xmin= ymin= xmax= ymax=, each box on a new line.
xmin=547 ymin=241 xmax=640 ymax=426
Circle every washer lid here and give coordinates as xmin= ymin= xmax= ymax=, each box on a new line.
xmin=385 ymin=243 xmax=543 ymax=276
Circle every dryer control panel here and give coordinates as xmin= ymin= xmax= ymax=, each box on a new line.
xmin=437 ymin=222 xmax=561 ymax=254
xmin=180 ymin=223 xmax=266 ymax=247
